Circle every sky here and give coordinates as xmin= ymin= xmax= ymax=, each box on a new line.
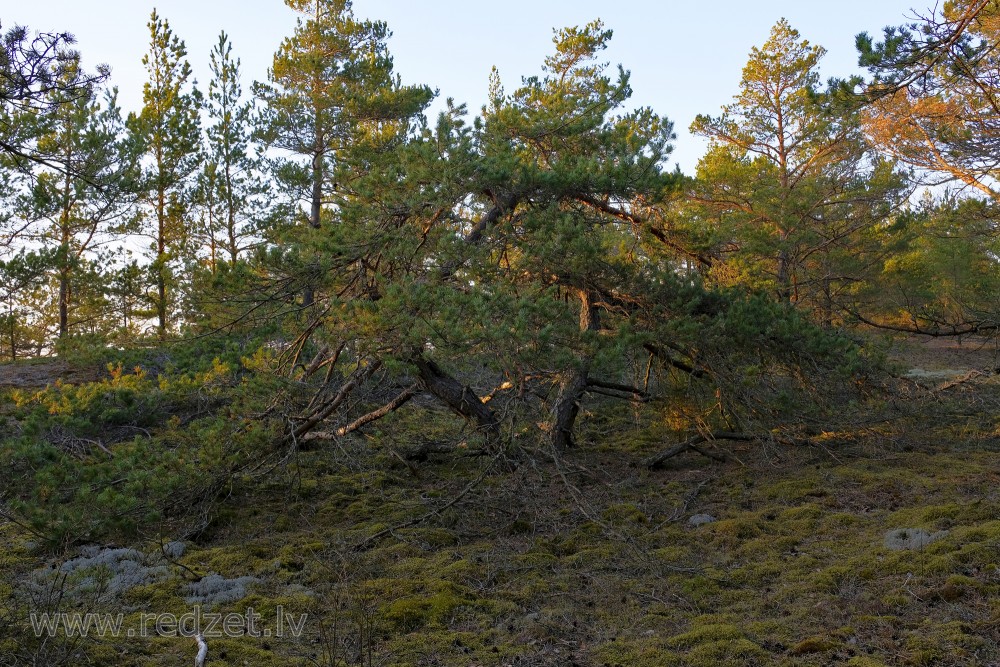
xmin=4 ymin=1 xmax=923 ymax=173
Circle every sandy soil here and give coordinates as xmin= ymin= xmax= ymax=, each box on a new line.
xmin=0 ymin=360 xmax=102 ymax=388
xmin=888 ymin=334 xmax=1000 ymax=374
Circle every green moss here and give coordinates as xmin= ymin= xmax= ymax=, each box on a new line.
xmin=886 ymin=502 xmax=989 ymax=530
xmin=438 ymin=558 xmax=476 ymax=584
xmin=904 ymin=620 xmax=985 ymax=660
xmin=779 ymin=503 xmax=825 ymax=522
xmin=384 ymin=629 xmax=501 ymax=666
xmin=592 ymin=639 xmax=681 ymax=667
xmin=123 ymin=582 xmax=187 ymax=614
xmin=563 ymin=545 xmax=618 ymax=567
xmin=813 ymin=565 xmax=857 ymax=594
xmin=510 ymin=550 xmax=558 ymax=568
xmin=383 ymin=596 xmax=431 ymax=632
xmin=679 ymin=575 xmax=723 ymax=605
xmin=403 ymin=527 xmax=459 ymax=548
xmin=762 ymin=478 xmax=826 ymax=503
xmin=201 ymin=636 xmax=281 ymax=666
xmin=294 ymin=478 xmax=320 ymax=497
xmin=823 ymin=512 xmax=864 ymax=528
xmin=666 ymin=623 xmax=744 ymax=649
xmin=602 ymin=503 xmax=648 ymax=525
xmin=192 ymin=543 xmax=277 ymax=577
xmin=879 ymin=591 xmax=911 ymax=609
xmin=651 ymin=546 xmax=691 ymax=562
xmin=789 ymin=635 xmax=838 ymax=655
xmin=6 ymin=350 xmax=1000 ymax=666
xmin=382 ymin=588 xmax=466 ymax=632
xmin=427 ymin=588 xmax=466 ymax=625
xmin=685 ymin=638 xmax=768 ymax=665
xmin=705 ymin=518 xmax=762 ymax=549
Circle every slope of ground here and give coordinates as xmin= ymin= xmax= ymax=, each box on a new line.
xmin=2 ymin=337 xmax=1000 ymax=666
xmin=0 ymin=359 xmax=102 ymax=389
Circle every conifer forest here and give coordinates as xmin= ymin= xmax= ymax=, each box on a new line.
xmin=3 ymin=1 xmax=1000 ymax=665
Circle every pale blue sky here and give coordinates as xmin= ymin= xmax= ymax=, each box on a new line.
xmin=5 ymin=1 xmax=919 ymax=172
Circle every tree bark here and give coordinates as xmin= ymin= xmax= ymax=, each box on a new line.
xmin=156 ymin=138 xmax=168 ymax=338
xmin=643 ymin=432 xmax=750 ymax=469
xmin=303 ymin=110 xmax=325 ymax=309
xmin=335 ymin=382 xmax=420 ymax=436
xmin=293 ymin=359 xmax=382 ymax=440
xmin=413 ymin=356 xmax=500 ymax=443
xmin=549 ymin=368 xmax=589 ymax=450
xmin=776 ymin=246 xmax=793 ymax=303
xmin=58 ymin=161 xmax=72 ymax=338
xmin=547 ymin=289 xmax=599 ymax=450
xmin=58 ymin=264 xmax=70 ymax=338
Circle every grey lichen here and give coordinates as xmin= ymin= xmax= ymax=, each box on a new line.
xmin=31 ymin=545 xmax=171 ymax=599
xmin=184 ymin=573 xmax=259 ymax=607
xmin=883 ymin=528 xmax=948 ymax=551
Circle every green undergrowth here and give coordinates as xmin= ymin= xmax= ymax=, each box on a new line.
xmin=3 ymin=340 xmax=1000 ymax=665
xmin=4 ymin=425 xmax=1000 ymax=665
xmin=0 ymin=350 xmax=281 ymax=550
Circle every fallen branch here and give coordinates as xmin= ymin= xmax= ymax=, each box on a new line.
xmin=936 ymin=370 xmax=987 ymax=392
xmin=587 ymin=378 xmax=650 ymax=399
xmin=644 ymin=431 xmax=753 ymax=469
xmin=413 ymin=356 xmax=500 ymax=443
xmin=293 ymin=359 xmax=382 ymax=440
xmin=335 ymin=382 xmax=421 ymax=436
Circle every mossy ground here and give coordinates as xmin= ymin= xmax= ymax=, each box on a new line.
xmin=3 ymin=337 xmax=1000 ymax=665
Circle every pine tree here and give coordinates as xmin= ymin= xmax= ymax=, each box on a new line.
xmin=0 ymin=249 xmax=50 ymax=360
xmin=255 ymin=0 xmax=432 ymax=306
xmin=691 ymin=19 xmax=904 ymax=319
xmin=197 ymin=32 xmax=263 ymax=267
xmin=127 ymin=10 xmax=202 ymax=337
xmin=27 ymin=65 xmax=130 ymax=339
xmin=858 ymin=0 xmax=1000 ymax=198
xmin=0 ymin=21 xmax=109 ymax=173
xmin=465 ymin=21 xmax=679 ymax=447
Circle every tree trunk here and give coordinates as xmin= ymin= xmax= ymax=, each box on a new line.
xmin=549 ymin=368 xmax=588 ymax=450
xmin=8 ymin=308 xmax=15 ymax=362
xmin=303 ymin=120 xmax=324 ymax=309
xmin=156 ymin=143 xmax=168 ymax=338
xmin=58 ymin=266 xmax=69 ymax=338
xmin=776 ymin=247 xmax=792 ymax=303
xmin=58 ymin=158 xmax=72 ymax=339
xmin=547 ymin=289 xmax=599 ymax=450
xmin=225 ymin=151 xmax=238 ymax=264
xmin=413 ymin=356 xmax=500 ymax=443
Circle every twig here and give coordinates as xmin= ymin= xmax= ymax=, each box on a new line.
xmin=651 ymin=478 xmax=712 ymax=531
xmin=643 ymin=432 xmax=751 ymax=469
xmin=335 ymin=382 xmax=421 ymax=436
xmin=936 ymin=370 xmax=987 ymax=392
xmin=353 ymin=453 xmax=501 ymax=551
